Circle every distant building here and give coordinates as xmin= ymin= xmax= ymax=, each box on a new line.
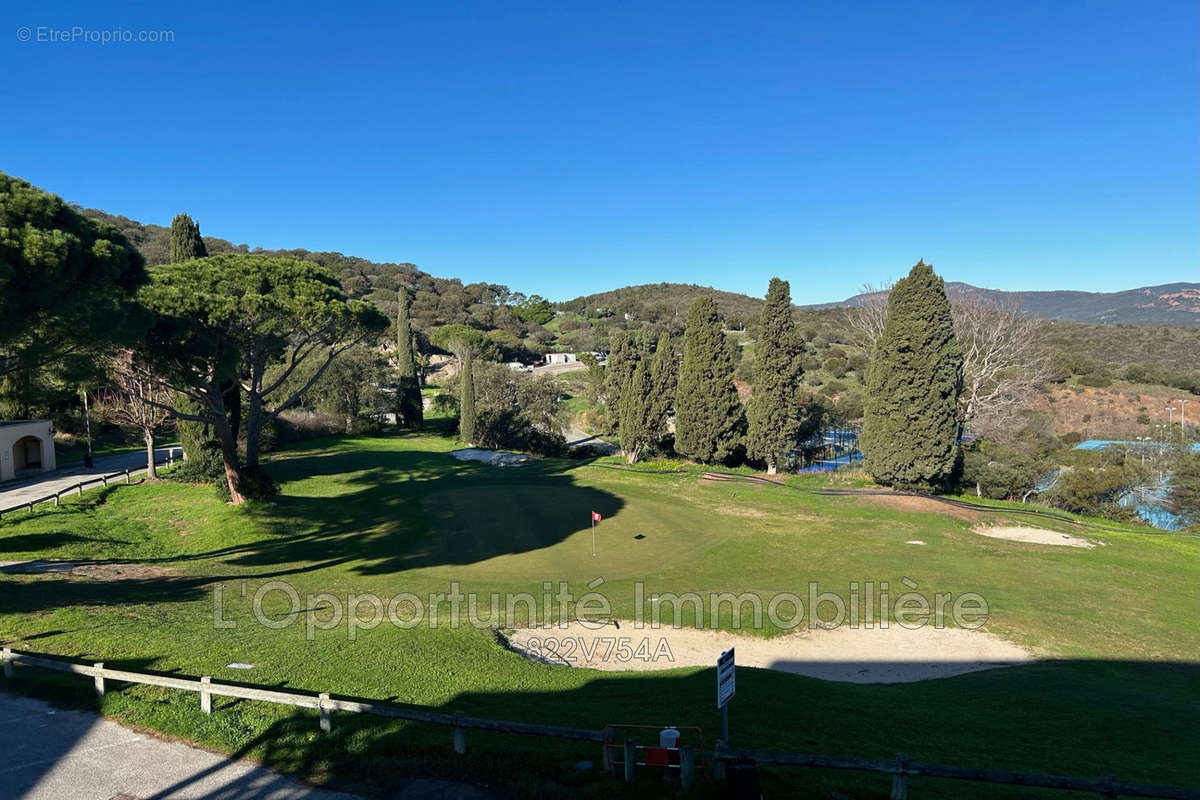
xmin=0 ymin=420 xmax=56 ymax=482
xmin=544 ymin=353 xmax=577 ymax=365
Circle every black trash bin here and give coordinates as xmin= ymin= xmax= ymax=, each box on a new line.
xmin=729 ymin=759 xmax=761 ymax=800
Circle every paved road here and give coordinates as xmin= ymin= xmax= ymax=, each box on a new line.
xmin=0 ymin=447 xmax=181 ymax=510
xmin=562 ymin=426 xmax=618 ymax=454
xmin=0 ymin=692 xmax=361 ymax=800
xmin=530 ymin=361 xmax=587 ymax=376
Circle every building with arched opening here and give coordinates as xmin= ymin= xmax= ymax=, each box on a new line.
xmin=0 ymin=420 xmax=56 ymax=482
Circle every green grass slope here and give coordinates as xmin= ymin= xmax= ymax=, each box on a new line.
xmin=1 ymin=432 xmax=1197 ymax=798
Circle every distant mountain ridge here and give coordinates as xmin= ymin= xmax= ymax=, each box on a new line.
xmin=565 ymin=281 xmax=1200 ymax=327
xmin=833 ymin=282 xmax=1200 ymax=326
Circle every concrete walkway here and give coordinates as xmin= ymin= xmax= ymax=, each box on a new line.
xmin=0 ymin=692 xmax=361 ymax=800
xmin=0 ymin=447 xmax=181 ymax=511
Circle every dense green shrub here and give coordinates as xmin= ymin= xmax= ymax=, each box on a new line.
xmin=960 ymin=442 xmax=1041 ymax=500
xmin=447 ymin=362 xmax=565 ymax=455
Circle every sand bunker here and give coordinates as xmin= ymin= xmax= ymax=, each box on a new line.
xmin=449 ymin=448 xmax=533 ymax=467
xmin=972 ymin=526 xmax=1096 ymax=548
xmin=503 ymin=622 xmax=1032 ymax=683
xmin=0 ymin=560 xmax=179 ymax=580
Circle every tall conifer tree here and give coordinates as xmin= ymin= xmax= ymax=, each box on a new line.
xmin=604 ymin=331 xmax=640 ymax=430
xmin=674 ymin=297 xmax=743 ymax=463
xmin=459 ymin=348 xmax=476 ymax=444
xmin=396 ymin=289 xmax=424 ymax=430
xmin=618 ymin=360 xmax=652 ymax=463
xmin=169 ymin=212 xmax=220 ymax=475
xmin=746 ymin=278 xmax=810 ymax=474
xmin=616 ymin=333 xmax=676 ymax=463
xmin=647 ymin=331 xmax=677 ymax=448
xmin=861 ymin=261 xmax=963 ymax=490
xmin=169 ymin=213 xmax=207 ymax=262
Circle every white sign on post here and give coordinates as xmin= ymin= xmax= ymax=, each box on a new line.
xmin=717 ymin=647 xmax=736 ymax=709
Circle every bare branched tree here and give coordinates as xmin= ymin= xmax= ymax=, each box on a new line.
xmin=94 ymin=350 xmax=173 ymax=478
xmin=849 ymin=285 xmax=1050 ymax=440
xmin=845 ymin=282 xmax=893 ymax=352
xmin=953 ymin=297 xmax=1052 ymax=440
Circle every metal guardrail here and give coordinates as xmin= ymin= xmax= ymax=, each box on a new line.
xmin=0 ymin=448 xmax=180 ymax=519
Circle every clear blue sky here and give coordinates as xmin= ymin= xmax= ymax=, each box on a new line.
xmin=5 ymin=1 xmax=1197 ymax=303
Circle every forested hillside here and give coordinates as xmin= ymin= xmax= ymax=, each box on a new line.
xmin=78 ymin=207 xmax=1200 ymax=397
xmin=79 ymin=207 xmax=555 ymax=360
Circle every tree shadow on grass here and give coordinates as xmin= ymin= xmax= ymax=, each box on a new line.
xmin=0 ymin=446 xmax=623 ymax=615
xmin=6 ymin=657 xmax=1197 ymax=799
xmin=238 ymin=449 xmax=624 ymax=574
xmin=0 ymin=531 xmax=123 ymax=553
xmin=0 ymin=556 xmax=354 ymax=617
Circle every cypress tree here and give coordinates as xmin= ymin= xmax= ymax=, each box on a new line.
xmin=861 ymin=261 xmax=963 ymax=491
xmin=459 ymin=347 xmax=476 ymax=444
xmin=169 ymin=213 xmax=208 ymax=262
xmin=169 ymin=212 xmax=220 ymax=481
xmin=618 ymin=360 xmax=652 ymax=464
xmin=396 ymin=289 xmax=424 ymax=430
xmin=746 ymin=278 xmax=810 ymax=474
xmin=674 ymin=297 xmax=743 ymax=463
xmin=616 ymin=333 xmax=676 ymax=464
xmin=171 ymin=393 xmax=228 ymax=497
xmin=604 ymin=331 xmax=640 ymax=430
xmin=647 ymin=332 xmax=677 ymax=448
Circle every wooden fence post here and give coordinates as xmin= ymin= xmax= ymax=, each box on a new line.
xmin=93 ymin=663 xmax=105 ymax=697
xmin=125 ymin=469 xmax=131 ymax=484
xmin=623 ymin=737 xmax=636 ymax=783
xmin=54 ymin=493 xmax=60 ymax=507
xmin=102 ymin=475 xmax=108 ymax=487
xmin=601 ymin=728 xmax=612 ymax=772
xmin=77 ymin=483 xmax=83 ymax=496
xmin=318 ymin=693 xmax=331 ymax=732
xmin=890 ymin=753 xmax=908 ymax=800
xmin=453 ymin=711 xmax=467 ymax=754
xmin=679 ymin=744 xmax=696 ymax=793
xmin=200 ymin=676 xmax=212 ymax=714
xmin=2 ymin=648 xmax=12 ymax=678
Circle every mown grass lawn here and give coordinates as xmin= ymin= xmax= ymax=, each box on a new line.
xmin=1 ymin=430 xmax=1197 ymax=798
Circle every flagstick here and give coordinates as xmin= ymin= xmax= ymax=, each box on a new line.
xmin=591 ymin=517 xmax=596 ymax=557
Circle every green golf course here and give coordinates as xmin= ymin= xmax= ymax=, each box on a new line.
xmin=1 ymin=427 xmax=1197 ymax=798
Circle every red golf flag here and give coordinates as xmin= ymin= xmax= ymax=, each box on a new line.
xmin=591 ymin=511 xmax=602 ymax=522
